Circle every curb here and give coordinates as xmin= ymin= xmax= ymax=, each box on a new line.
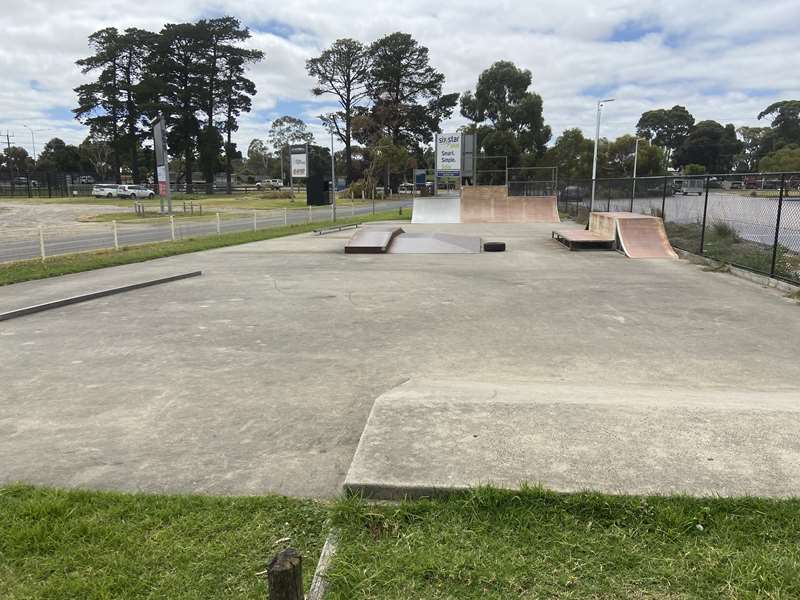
xmin=0 ymin=271 xmax=202 ymax=322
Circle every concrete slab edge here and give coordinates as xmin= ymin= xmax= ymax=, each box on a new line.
xmin=674 ymin=248 xmax=799 ymax=294
xmin=307 ymin=529 xmax=338 ymax=600
xmin=0 ymin=271 xmax=203 ymax=322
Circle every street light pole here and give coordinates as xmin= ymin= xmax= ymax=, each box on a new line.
xmin=23 ymin=125 xmax=37 ymax=161
xmin=590 ymin=98 xmax=614 ymax=213
xmin=330 ymin=130 xmax=336 ymax=221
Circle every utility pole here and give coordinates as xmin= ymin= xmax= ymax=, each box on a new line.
xmin=23 ymin=125 xmax=37 ymax=161
xmin=5 ymin=131 xmax=16 ymax=179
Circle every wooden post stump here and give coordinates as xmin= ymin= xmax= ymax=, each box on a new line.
xmin=268 ymin=548 xmax=303 ymax=600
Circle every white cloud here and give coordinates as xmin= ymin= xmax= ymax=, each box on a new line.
xmin=2 ymin=0 xmax=799 ymax=158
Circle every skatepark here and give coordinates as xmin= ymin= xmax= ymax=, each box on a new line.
xmin=2 ymin=195 xmax=800 ymax=500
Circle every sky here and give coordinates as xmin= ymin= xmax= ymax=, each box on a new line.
xmin=2 ymin=0 xmax=799 ymax=158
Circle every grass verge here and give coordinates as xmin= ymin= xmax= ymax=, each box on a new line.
xmin=0 ymin=209 xmax=410 ymax=286
xmin=666 ymin=220 xmax=800 ymax=282
xmin=328 ymin=486 xmax=800 ymax=599
xmin=5 ymin=485 xmax=800 ymax=599
xmin=0 ymin=485 xmax=328 ymax=600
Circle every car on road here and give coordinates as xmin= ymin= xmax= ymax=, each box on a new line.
xmin=255 ymin=178 xmax=283 ymax=190
xmin=13 ymin=176 xmax=38 ymax=187
xmin=117 ymin=184 xmax=155 ymax=199
xmin=92 ymin=184 xmax=120 ymax=198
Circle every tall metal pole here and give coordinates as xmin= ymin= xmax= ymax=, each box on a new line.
xmin=23 ymin=125 xmax=37 ymax=161
xmin=770 ymin=174 xmax=785 ymax=277
xmin=590 ymin=99 xmax=614 ymax=220
xmin=330 ymin=130 xmax=336 ymax=221
xmin=630 ymin=137 xmax=640 ymax=212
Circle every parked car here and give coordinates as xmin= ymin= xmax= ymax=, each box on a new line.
xmin=92 ymin=184 xmax=120 ymax=198
xmin=255 ymin=178 xmax=283 ymax=190
xmin=13 ymin=176 xmax=38 ymax=187
xmin=117 ymin=184 xmax=155 ymax=199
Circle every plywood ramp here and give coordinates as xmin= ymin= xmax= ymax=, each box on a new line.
xmin=460 ymin=186 xmax=560 ymax=224
xmin=615 ymin=216 xmax=678 ymax=259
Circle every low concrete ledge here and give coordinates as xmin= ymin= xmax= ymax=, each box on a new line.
xmin=0 ymin=271 xmax=202 ymax=322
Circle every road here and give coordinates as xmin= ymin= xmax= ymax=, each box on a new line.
xmin=0 ymin=200 xmax=411 ymax=263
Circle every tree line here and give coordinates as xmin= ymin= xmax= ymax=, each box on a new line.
xmin=70 ymin=17 xmax=263 ymax=192
xmin=3 ymin=17 xmax=800 ymax=188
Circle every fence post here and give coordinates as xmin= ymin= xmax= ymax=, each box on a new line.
xmin=284 ymin=207 xmax=287 ymax=226
xmin=630 ymin=176 xmax=635 ymax=212
xmin=308 ymin=205 xmax=312 ymax=223
xmin=699 ymin=176 xmax=710 ymax=254
xmin=38 ymin=226 xmax=46 ymax=261
xmin=253 ymin=210 xmax=257 ymax=232
xmin=216 ymin=212 xmax=221 ymax=235
xmin=770 ymin=174 xmax=785 ymax=277
xmin=661 ymin=175 xmax=668 ymax=219
xmin=351 ymin=201 xmax=355 ymax=217
xmin=113 ymin=220 xmax=119 ymax=250
xmin=170 ymin=215 xmax=175 ymax=241
xmin=267 ymin=548 xmax=303 ymax=600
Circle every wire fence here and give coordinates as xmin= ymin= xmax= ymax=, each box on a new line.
xmin=557 ymin=172 xmax=800 ymax=285
xmin=0 ymin=200 xmax=409 ymax=264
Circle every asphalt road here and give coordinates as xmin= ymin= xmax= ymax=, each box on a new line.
xmin=0 ymin=199 xmax=411 ymax=263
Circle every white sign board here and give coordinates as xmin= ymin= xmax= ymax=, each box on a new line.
xmin=290 ymin=152 xmax=308 ymax=178
xmin=436 ymin=132 xmax=461 ymax=177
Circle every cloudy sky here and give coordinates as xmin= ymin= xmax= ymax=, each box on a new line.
xmin=2 ymin=0 xmax=799 ymax=157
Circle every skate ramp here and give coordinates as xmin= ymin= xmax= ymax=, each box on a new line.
xmin=461 ymin=186 xmax=559 ymax=224
xmin=412 ymin=196 xmax=461 ymax=224
xmin=387 ymin=232 xmax=481 ymax=254
xmin=615 ymin=215 xmax=678 ymax=259
xmin=344 ymin=226 xmax=404 ymax=254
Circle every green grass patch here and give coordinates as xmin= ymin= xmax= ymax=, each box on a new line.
xmin=0 ymin=209 xmax=410 ymax=286
xmin=328 ymin=486 xmax=800 ymax=599
xmin=4 ymin=485 xmax=800 ymax=598
xmin=0 ymin=484 xmax=328 ymax=600
xmin=667 ymin=221 xmax=800 ymax=283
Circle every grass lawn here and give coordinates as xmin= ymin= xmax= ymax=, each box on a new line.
xmin=5 ymin=191 xmax=375 ymax=213
xmin=0 ymin=209 xmax=411 ymax=286
xmin=0 ymin=485 xmax=328 ymax=600
xmin=328 ymin=487 xmax=800 ymax=599
xmin=4 ymin=485 xmax=800 ymax=599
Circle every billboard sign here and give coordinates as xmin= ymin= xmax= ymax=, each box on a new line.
xmin=290 ymin=144 xmax=308 ymax=178
xmin=436 ymin=132 xmax=461 ymax=177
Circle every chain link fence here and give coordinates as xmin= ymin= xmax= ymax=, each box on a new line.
xmin=557 ymin=172 xmax=800 ymax=285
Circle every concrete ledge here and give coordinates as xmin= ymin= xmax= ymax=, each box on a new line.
xmin=0 ymin=271 xmax=202 ymax=321
xmin=345 ymin=379 xmax=800 ymax=500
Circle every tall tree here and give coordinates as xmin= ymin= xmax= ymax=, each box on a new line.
xmin=365 ymin=32 xmax=457 ymax=151
xmin=636 ymin=105 xmax=695 ymax=168
xmin=144 ymin=22 xmax=205 ymax=192
xmin=218 ymin=46 xmax=263 ymax=193
xmin=74 ymin=27 xmax=125 ymax=182
xmin=306 ymin=39 xmax=371 ymax=183
xmin=80 ymin=135 xmax=113 ymax=180
xmin=539 ymin=128 xmax=595 ymax=181
xmin=735 ymin=126 xmax=772 ymax=172
xmin=757 ymin=100 xmax=800 ymax=148
xmin=193 ymin=17 xmax=262 ymax=193
xmin=673 ymin=120 xmax=742 ymax=173
xmin=36 ymin=138 xmax=83 ymax=173
xmin=118 ymin=28 xmax=151 ymax=183
xmin=460 ymin=60 xmax=551 ymax=158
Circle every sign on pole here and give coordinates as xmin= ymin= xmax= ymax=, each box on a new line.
xmin=436 ymin=132 xmax=461 ymax=177
xmin=152 ymin=114 xmax=172 ymax=214
xmin=290 ymin=144 xmax=308 ymax=178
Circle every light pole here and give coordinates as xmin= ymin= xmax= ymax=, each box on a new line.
xmin=631 ymin=137 xmax=649 ymax=208
xmin=330 ymin=130 xmax=336 ymax=221
xmin=590 ymin=98 xmax=614 ymax=212
xmin=23 ymin=125 xmax=37 ymax=162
